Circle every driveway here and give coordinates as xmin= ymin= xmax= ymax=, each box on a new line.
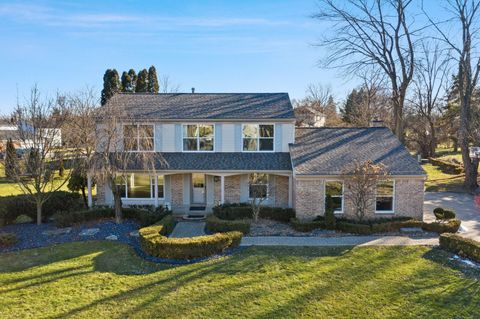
xmin=424 ymin=192 xmax=480 ymax=240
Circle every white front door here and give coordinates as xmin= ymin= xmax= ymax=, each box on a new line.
xmin=192 ymin=173 xmax=206 ymax=204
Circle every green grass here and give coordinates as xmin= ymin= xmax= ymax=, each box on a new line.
xmin=422 ymin=163 xmax=466 ymax=192
xmin=0 ymin=242 xmax=479 ymax=319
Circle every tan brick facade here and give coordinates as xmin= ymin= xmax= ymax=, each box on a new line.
xmin=171 ymin=174 xmax=184 ymax=207
xmin=295 ymin=177 xmax=425 ymax=221
xmin=274 ymin=175 xmax=289 ymax=207
xmin=224 ymin=175 xmax=241 ymax=203
xmin=95 ymin=182 xmax=106 ymax=205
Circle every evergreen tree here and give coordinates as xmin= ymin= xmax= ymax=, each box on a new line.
xmin=147 ymin=65 xmax=159 ymax=93
xmin=68 ymin=162 xmax=94 ymax=208
xmin=341 ymin=89 xmax=361 ymax=124
xmin=136 ymin=69 xmax=149 ymax=92
xmin=128 ymin=69 xmax=137 ymax=92
xmin=121 ymin=69 xmax=137 ymax=92
xmin=101 ymin=69 xmax=121 ymax=105
xmin=4 ymin=139 xmax=16 ymax=179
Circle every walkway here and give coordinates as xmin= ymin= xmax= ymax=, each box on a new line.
xmin=240 ymin=235 xmax=438 ymax=247
xmin=169 ymin=221 xmax=206 ymax=238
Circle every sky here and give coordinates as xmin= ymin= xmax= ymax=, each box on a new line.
xmin=0 ymin=0 xmax=447 ymax=114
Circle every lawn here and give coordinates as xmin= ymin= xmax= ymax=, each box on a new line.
xmin=422 ymin=163 xmax=466 ymax=192
xmin=0 ymin=242 xmax=479 ymax=319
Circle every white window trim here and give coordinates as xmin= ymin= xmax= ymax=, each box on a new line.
xmin=122 ymin=123 xmax=156 ymax=153
xmin=325 ymin=180 xmax=344 ymax=214
xmin=248 ymin=173 xmax=270 ymax=200
xmin=241 ymin=123 xmax=275 ymax=153
xmin=181 ymin=123 xmax=216 ymax=152
xmin=119 ymin=174 xmax=165 ymax=200
xmin=375 ymin=180 xmax=395 ymax=214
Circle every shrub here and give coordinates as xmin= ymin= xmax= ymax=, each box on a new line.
xmin=442 ymin=209 xmax=456 ymax=220
xmin=336 ymin=222 xmax=372 ymax=235
xmin=290 ymin=218 xmax=325 ymax=232
xmin=0 ymin=192 xmax=82 ymax=225
xmin=440 ymin=233 xmax=480 ymax=263
xmin=206 ymin=215 xmax=251 ymax=234
xmin=433 ymin=207 xmax=445 ymax=220
xmin=140 ymin=216 xmax=242 ymax=260
xmin=13 ymin=214 xmax=34 ymax=224
xmin=324 ymin=195 xmax=336 ymax=230
xmin=213 ymin=204 xmax=295 ymax=222
xmin=0 ymin=232 xmax=17 ymax=247
xmin=421 ymin=219 xmax=461 ymax=233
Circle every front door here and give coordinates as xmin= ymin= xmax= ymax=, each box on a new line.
xmin=192 ymin=173 xmax=206 ymax=204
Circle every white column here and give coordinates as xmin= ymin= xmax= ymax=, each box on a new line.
xmin=220 ymin=175 xmax=225 ymax=204
xmin=288 ymin=175 xmax=293 ymax=208
xmin=87 ymin=173 xmax=93 ymax=208
xmin=154 ymin=176 xmax=159 ymax=207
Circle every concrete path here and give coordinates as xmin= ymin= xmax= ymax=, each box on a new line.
xmin=240 ymin=236 xmax=438 ymax=247
xmin=169 ymin=222 xmax=206 ymax=238
xmin=424 ymin=192 xmax=480 ymax=240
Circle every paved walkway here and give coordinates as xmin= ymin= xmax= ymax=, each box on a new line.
xmin=424 ymin=192 xmax=480 ymax=240
xmin=240 ymin=236 xmax=438 ymax=247
xmin=170 ymin=222 xmax=206 ymax=238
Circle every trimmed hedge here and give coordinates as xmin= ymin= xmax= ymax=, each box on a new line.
xmin=139 ymin=216 xmax=242 ymax=260
xmin=421 ymin=219 xmax=461 ymax=234
xmin=440 ymin=233 xmax=480 ymax=263
xmin=336 ymin=222 xmax=372 ymax=235
xmin=213 ymin=204 xmax=295 ymax=222
xmin=53 ymin=206 xmax=170 ymax=227
xmin=0 ymin=191 xmax=82 ymax=225
xmin=205 ymin=215 xmax=251 ymax=234
xmin=433 ymin=207 xmax=456 ymax=220
xmin=290 ymin=218 xmax=325 ymax=232
xmin=428 ymin=157 xmax=463 ymax=174
xmin=0 ymin=232 xmax=17 ymax=247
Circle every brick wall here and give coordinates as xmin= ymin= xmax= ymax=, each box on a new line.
xmin=214 ymin=177 xmax=221 ymax=205
xmin=171 ymin=174 xmax=184 ymax=207
xmin=224 ymin=175 xmax=241 ymax=203
xmin=294 ymin=179 xmax=325 ymax=220
xmin=394 ymin=179 xmax=425 ymax=220
xmin=274 ymin=175 xmax=290 ymax=207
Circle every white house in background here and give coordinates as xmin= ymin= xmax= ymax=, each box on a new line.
xmin=91 ymin=92 xmax=426 ymax=221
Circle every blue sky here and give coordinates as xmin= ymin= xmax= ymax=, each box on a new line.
xmin=0 ymin=0 xmax=444 ymax=114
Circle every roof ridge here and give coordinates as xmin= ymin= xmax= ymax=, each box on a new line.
xmin=295 ymin=126 xmax=387 ymax=129
xmin=116 ymin=92 xmax=289 ymax=95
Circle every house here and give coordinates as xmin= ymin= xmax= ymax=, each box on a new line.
xmin=91 ymin=92 xmax=426 ymax=221
xmin=0 ymin=119 xmax=62 ymax=153
xmin=294 ymin=106 xmax=326 ymax=127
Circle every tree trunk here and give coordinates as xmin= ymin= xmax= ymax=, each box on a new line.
xmin=36 ymin=201 xmax=42 ymax=225
xmin=81 ymin=187 xmax=88 ymax=209
xmin=429 ymin=122 xmax=437 ymax=158
xmin=113 ymin=187 xmax=122 ymax=224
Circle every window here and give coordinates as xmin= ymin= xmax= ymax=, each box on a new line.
xmin=115 ymin=174 xmax=164 ymax=199
xmin=325 ymin=181 xmax=343 ymax=213
xmin=123 ymin=124 xmax=154 ymax=151
xmin=243 ymin=124 xmax=274 ymax=151
xmin=376 ymin=180 xmax=395 ymax=213
xmin=182 ymin=124 xmax=214 ymax=151
xmin=249 ymin=173 xmax=269 ymax=199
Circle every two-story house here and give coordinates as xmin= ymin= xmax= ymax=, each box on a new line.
xmin=91 ymin=92 xmax=426 ymax=221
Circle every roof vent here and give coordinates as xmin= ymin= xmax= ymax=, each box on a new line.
xmin=191 ymin=87 xmax=195 ymax=94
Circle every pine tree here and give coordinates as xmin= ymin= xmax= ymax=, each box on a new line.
xmin=101 ymin=69 xmax=121 ymax=105
xmin=147 ymin=65 xmax=159 ymax=93
xmin=341 ymin=89 xmax=360 ymax=124
xmin=136 ymin=69 xmax=149 ymax=93
xmin=4 ymin=139 xmax=16 ymax=179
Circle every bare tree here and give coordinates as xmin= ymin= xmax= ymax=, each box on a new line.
xmin=159 ymin=75 xmax=180 ymax=93
xmin=249 ymin=173 xmax=271 ymax=222
xmin=425 ymin=0 xmax=480 ymax=190
xmin=342 ymin=160 xmax=388 ymax=221
xmin=407 ymin=42 xmax=450 ymax=158
xmin=92 ymin=94 xmax=158 ymax=223
xmin=10 ymin=85 xmax=77 ymax=225
xmin=294 ymin=83 xmax=342 ymax=126
xmin=314 ymin=0 xmax=417 ymax=141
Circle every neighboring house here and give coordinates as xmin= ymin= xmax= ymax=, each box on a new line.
xmin=294 ymin=106 xmax=326 ymax=127
xmin=0 ymin=119 xmax=62 ymax=153
xmin=92 ymin=92 xmax=426 ymax=220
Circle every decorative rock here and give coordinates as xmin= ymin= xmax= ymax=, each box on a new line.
xmin=400 ymin=227 xmax=424 ymax=233
xmin=105 ymin=235 xmax=118 ymax=241
xmin=129 ymin=231 xmax=139 ymax=237
xmin=79 ymin=228 xmax=100 ymax=236
xmin=42 ymin=227 xmax=72 ymax=236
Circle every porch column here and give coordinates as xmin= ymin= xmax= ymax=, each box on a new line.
xmin=154 ymin=176 xmax=159 ymax=207
xmin=87 ymin=173 xmax=93 ymax=208
xmin=220 ymin=175 xmax=225 ymax=204
xmin=288 ymin=175 xmax=293 ymax=208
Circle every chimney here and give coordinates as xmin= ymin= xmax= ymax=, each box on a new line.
xmin=191 ymin=87 xmax=195 ymax=94
xmin=370 ymin=119 xmax=384 ymax=127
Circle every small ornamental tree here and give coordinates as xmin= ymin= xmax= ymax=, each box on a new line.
xmin=249 ymin=173 xmax=272 ymax=222
xmin=325 ymin=194 xmax=336 ymax=229
xmin=5 ymin=138 xmax=16 ymax=179
xmin=342 ymin=160 xmax=388 ymax=222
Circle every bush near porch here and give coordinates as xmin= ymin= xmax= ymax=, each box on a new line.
xmin=212 ymin=203 xmax=295 ymax=222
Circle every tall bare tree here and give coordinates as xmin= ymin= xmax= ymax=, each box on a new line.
xmin=314 ymin=0 xmax=416 ymax=141
xmin=10 ymin=85 xmax=77 ymax=225
xmin=426 ymin=0 xmax=480 ymax=190
xmin=159 ymin=75 xmax=180 ymax=93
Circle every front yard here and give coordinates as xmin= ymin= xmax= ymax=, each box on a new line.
xmin=0 ymin=241 xmax=478 ymax=319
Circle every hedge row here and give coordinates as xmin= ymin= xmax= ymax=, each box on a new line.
xmin=139 ymin=216 xmax=242 ymax=260
xmin=0 ymin=233 xmax=17 ymax=247
xmin=212 ymin=204 xmax=295 ymax=222
xmin=290 ymin=218 xmax=325 ymax=232
xmin=428 ymin=158 xmax=463 ymax=174
xmin=440 ymin=233 xmax=480 ymax=263
xmin=205 ymin=215 xmax=251 ymax=234
xmin=53 ymin=206 xmax=170 ymax=228
xmin=0 ymin=192 xmax=83 ymax=225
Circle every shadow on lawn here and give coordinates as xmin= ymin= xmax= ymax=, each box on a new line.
xmin=422 ymin=247 xmax=480 ymax=279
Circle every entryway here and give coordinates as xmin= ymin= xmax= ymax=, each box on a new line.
xmin=191 ymin=173 xmax=206 ymax=205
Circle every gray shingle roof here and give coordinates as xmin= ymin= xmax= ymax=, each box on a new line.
xmin=105 ymin=93 xmax=295 ymax=120
xmin=290 ymin=127 xmax=425 ymax=176
xmin=126 ymin=152 xmax=292 ymax=171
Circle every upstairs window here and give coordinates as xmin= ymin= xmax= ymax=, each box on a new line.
xmin=249 ymin=173 xmax=269 ymax=199
xmin=243 ymin=124 xmax=274 ymax=151
xmin=325 ymin=181 xmax=343 ymax=213
xmin=183 ymin=124 xmax=214 ymax=151
xmin=376 ymin=180 xmax=395 ymax=213
xmin=123 ymin=124 xmax=154 ymax=151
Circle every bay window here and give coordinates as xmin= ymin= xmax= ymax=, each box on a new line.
xmin=243 ymin=124 xmax=274 ymax=151
xmin=325 ymin=181 xmax=343 ymax=213
xmin=183 ymin=124 xmax=214 ymax=151
xmin=376 ymin=180 xmax=395 ymax=213
xmin=123 ymin=124 xmax=154 ymax=151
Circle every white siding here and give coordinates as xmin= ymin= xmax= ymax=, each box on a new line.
xmin=221 ymin=123 xmax=236 ymax=152
xmin=161 ymin=124 xmax=176 ymax=152
xmin=281 ymin=123 xmax=295 ymax=152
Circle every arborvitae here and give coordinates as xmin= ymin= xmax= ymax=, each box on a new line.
xmin=121 ymin=71 xmax=131 ymax=92
xmin=128 ymin=69 xmax=137 ymax=92
xmin=147 ymin=65 xmax=159 ymax=93
xmin=4 ymin=138 xmax=16 ymax=179
xmin=101 ymin=69 xmax=121 ymax=105
xmin=136 ymin=69 xmax=149 ymax=93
